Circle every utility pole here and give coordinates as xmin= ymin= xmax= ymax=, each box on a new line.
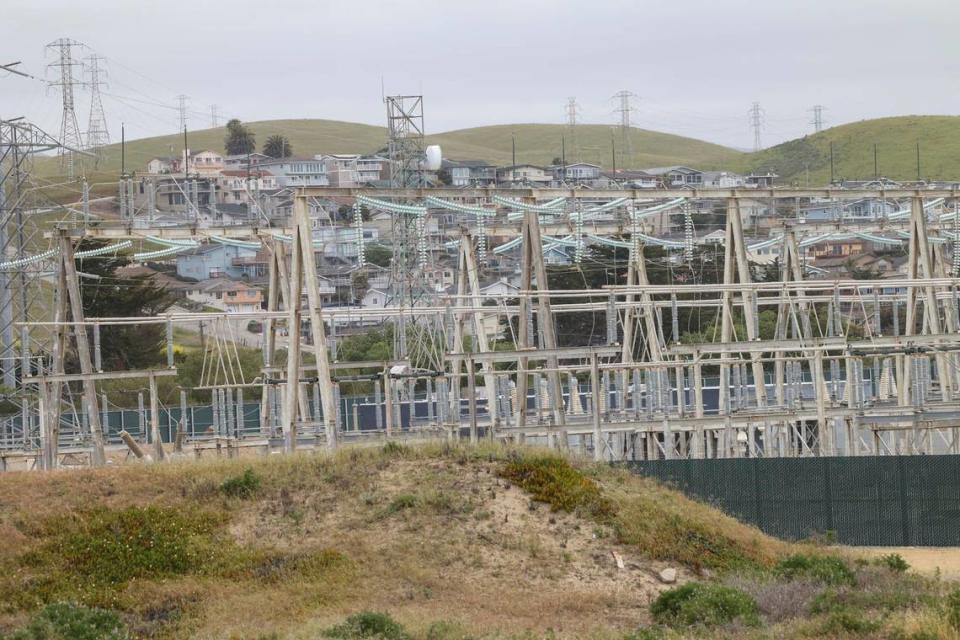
xmin=829 ymin=141 xmax=835 ymax=184
xmin=612 ymin=90 xmax=636 ymax=167
xmin=47 ymin=38 xmax=86 ymax=177
xmin=210 ymin=104 xmax=219 ymax=128
xmin=916 ymin=141 xmax=921 ymax=182
xmin=809 ymin=105 xmax=825 ymax=134
xmin=177 ymin=94 xmax=189 ymax=132
xmin=874 ymin=143 xmax=879 ymax=179
xmin=84 ymin=55 xmax=109 ymax=159
xmin=748 ymin=101 xmax=764 ymax=151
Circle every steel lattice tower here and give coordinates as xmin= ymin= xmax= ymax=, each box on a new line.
xmin=565 ymin=96 xmax=579 ymax=161
xmin=612 ymin=90 xmax=636 ymax=167
xmin=84 ymin=55 xmax=110 ymax=158
xmin=177 ymin=94 xmax=189 ymax=131
xmin=47 ymin=38 xmax=86 ymax=177
xmin=810 ymin=104 xmax=825 ymax=134
xmin=749 ymin=101 xmax=764 ymax=151
xmin=210 ymin=104 xmax=219 ymax=128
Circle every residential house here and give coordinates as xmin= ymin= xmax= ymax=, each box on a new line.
xmin=176 ymin=243 xmax=258 ymax=280
xmin=223 ymin=153 xmax=271 ymax=170
xmin=801 ymin=198 xmax=899 ymax=222
xmin=185 ymin=150 xmax=224 ymax=176
xmin=186 ymin=279 xmax=263 ymax=313
xmin=642 ymin=166 xmax=704 ymax=187
xmin=601 ymin=170 xmax=658 ymax=188
xmin=552 ymin=162 xmax=602 ymax=185
xmin=441 ymin=159 xmax=497 ymax=186
xmin=479 ymin=278 xmax=519 ymax=298
xmin=702 ymin=171 xmax=746 ymax=188
xmin=255 ymin=157 xmax=329 ymax=188
xmin=809 ymin=238 xmax=864 ymax=258
xmin=322 ymin=154 xmax=389 ymax=187
xmin=496 ymin=164 xmax=552 ymax=186
xmin=146 ymin=157 xmax=176 ymax=174
xmin=216 ymin=170 xmax=279 ymax=206
xmin=362 ymin=288 xmax=390 ymax=310
xmin=745 ymin=172 xmax=778 ymax=188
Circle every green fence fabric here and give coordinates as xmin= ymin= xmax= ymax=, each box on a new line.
xmin=624 ymin=456 xmax=960 ymax=547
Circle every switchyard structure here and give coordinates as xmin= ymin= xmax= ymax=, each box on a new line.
xmin=4 ymin=185 xmax=960 ymax=470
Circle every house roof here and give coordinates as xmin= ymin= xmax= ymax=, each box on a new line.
xmin=443 ymin=159 xmax=493 ymax=169
xmin=193 ymin=279 xmax=261 ymax=293
xmin=642 ymin=166 xmax=701 ymax=176
xmin=220 ymin=169 xmax=274 ymax=177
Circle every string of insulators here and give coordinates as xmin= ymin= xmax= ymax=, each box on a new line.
xmin=954 ymin=202 xmax=960 ymax=277
xmin=476 ymin=210 xmax=487 ymax=264
xmin=354 ymin=202 xmax=366 ymax=268
xmin=416 ymin=209 xmax=427 ymax=269
xmin=683 ymin=201 xmax=694 ymax=264
xmin=574 ymin=202 xmax=584 ymax=264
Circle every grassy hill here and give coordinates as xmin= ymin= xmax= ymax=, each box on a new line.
xmin=36 ymin=119 xmax=745 ymax=181
xmin=742 ymin=115 xmax=960 ymax=185
xmin=0 ymin=443 xmax=954 ymax=639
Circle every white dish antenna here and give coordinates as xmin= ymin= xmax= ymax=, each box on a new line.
xmin=424 ymin=145 xmax=442 ymax=171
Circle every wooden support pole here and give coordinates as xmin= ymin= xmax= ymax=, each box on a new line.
xmin=591 ymin=353 xmax=603 ymax=461
xmin=148 ymin=374 xmax=165 ymax=461
xmin=293 ymin=195 xmax=338 ymax=449
xmin=282 ymin=211 xmax=304 ymax=452
xmin=59 ymin=234 xmax=106 ymax=466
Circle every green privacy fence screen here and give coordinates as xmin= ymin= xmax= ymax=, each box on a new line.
xmin=623 ymin=456 xmax=960 ymax=546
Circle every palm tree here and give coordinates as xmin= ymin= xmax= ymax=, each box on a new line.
xmin=263 ymin=135 xmax=292 ymax=158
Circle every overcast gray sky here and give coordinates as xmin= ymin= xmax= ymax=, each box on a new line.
xmin=3 ymin=0 xmax=959 ymax=150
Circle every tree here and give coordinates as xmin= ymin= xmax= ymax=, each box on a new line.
xmin=263 ymin=135 xmax=292 ymax=159
xmin=551 ymin=156 xmax=563 ymax=166
xmin=366 ymin=245 xmax=392 ymax=267
xmin=76 ymin=240 xmax=174 ymax=370
xmin=224 ymin=119 xmax=256 ymax=155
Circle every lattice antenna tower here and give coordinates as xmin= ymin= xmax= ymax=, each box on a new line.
xmin=809 ymin=104 xmax=826 ymax=134
xmin=84 ymin=55 xmax=110 ymax=162
xmin=748 ymin=101 xmax=764 ymax=151
xmin=612 ymin=90 xmax=636 ymax=167
xmin=384 ymin=96 xmax=439 ymax=364
xmin=210 ymin=104 xmax=219 ymax=128
xmin=47 ymin=38 xmax=86 ymax=177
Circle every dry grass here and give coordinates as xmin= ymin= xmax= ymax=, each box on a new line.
xmin=0 ymin=444 xmax=955 ymax=640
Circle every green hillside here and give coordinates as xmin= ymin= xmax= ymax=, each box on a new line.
xmin=742 ymin=115 xmax=960 ymax=184
xmin=37 ymin=119 xmax=745 ymax=179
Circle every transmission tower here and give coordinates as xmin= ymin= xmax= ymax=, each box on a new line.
xmin=84 ymin=55 xmax=110 ymax=160
xmin=47 ymin=38 xmax=86 ymax=177
xmin=210 ymin=104 xmax=219 ymax=128
xmin=612 ymin=90 xmax=636 ymax=167
xmin=177 ymin=94 xmax=189 ymax=131
xmin=748 ymin=101 xmax=764 ymax=151
xmin=810 ymin=104 xmax=826 ymax=134
xmin=565 ymin=96 xmax=580 ymax=160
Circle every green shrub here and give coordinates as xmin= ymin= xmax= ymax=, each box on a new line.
xmin=819 ymin=606 xmax=881 ymax=635
xmin=947 ymin=589 xmax=960 ymax=629
xmin=425 ymin=620 xmax=473 ymax=640
xmin=381 ymin=442 xmax=410 ymax=457
xmin=776 ymin=553 xmax=855 ymax=586
xmin=324 ymin=612 xmax=409 ymax=639
xmin=220 ymin=469 xmax=262 ymax=499
xmin=623 ymin=628 xmax=666 ymax=640
xmin=498 ymin=455 xmax=615 ymax=521
xmin=651 ymin=582 xmax=759 ymax=627
xmin=876 ymin=553 xmax=910 ymax=573
xmin=4 ymin=602 xmax=128 ymax=639
xmin=386 ymin=494 xmax=418 ymax=514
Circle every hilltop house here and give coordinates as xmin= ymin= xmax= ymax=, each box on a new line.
xmin=441 ymin=159 xmax=497 ymax=186
xmin=496 ymin=164 xmax=552 ymax=186
xmin=642 ymin=166 xmax=704 ymax=187
xmin=255 ymin=158 xmax=329 ymax=188
xmin=176 ymin=243 xmax=258 ymax=280
xmin=552 ymin=162 xmax=602 ymax=185
xmin=185 ymin=279 xmax=263 ymax=313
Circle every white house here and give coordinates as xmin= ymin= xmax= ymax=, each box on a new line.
xmin=362 ymin=288 xmax=390 ymax=309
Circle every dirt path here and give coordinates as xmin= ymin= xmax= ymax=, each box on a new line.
xmin=852 ymin=547 xmax=960 ymax=580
